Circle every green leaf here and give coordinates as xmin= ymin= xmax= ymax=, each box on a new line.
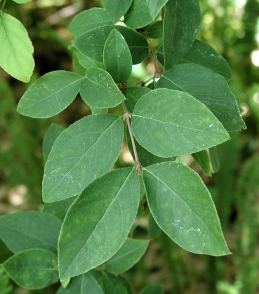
xmin=105 ymin=238 xmax=149 ymax=274
xmin=43 ymin=123 xmax=64 ymax=162
xmin=118 ymin=275 xmax=134 ymax=294
xmin=0 ymin=267 xmax=13 ymax=294
xmin=192 ymin=149 xmax=212 ymax=176
xmin=2 ymin=249 xmax=59 ymax=290
xmin=12 ymin=0 xmax=32 ymax=3
xmin=148 ymin=212 xmax=161 ymax=238
xmin=68 ymin=8 xmax=113 ymax=37
xmin=102 ymin=272 xmax=128 ymax=294
xmin=0 ymin=212 xmax=61 ymax=254
xmin=72 ymin=26 xmax=113 ymax=63
xmin=91 ymin=107 xmax=108 ymax=114
xmin=131 ymin=89 xmax=230 ymax=157
xmin=72 ymin=53 xmax=86 ymax=75
xmin=0 ymin=12 xmax=34 ymax=82
xmin=116 ymin=25 xmax=149 ymax=64
xmin=182 ymin=39 xmax=232 ymax=79
xmin=145 ymin=20 xmax=163 ymax=39
xmin=209 ymin=147 xmax=220 ymax=173
xmin=144 ymin=162 xmax=231 ymax=255
xmin=140 ymin=284 xmax=164 ymax=294
xmin=102 ymin=0 xmax=133 ymax=23
xmin=124 ymin=0 xmax=168 ymax=28
xmin=17 ymin=71 xmax=82 ymax=118
xmin=43 ymin=196 xmax=77 ymax=221
xmin=58 ymin=167 xmax=140 ymax=280
xmin=103 ymin=29 xmax=132 ymax=83
xmin=163 ymin=0 xmax=200 ymax=69
xmin=57 ymin=272 xmax=104 ymax=294
xmin=123 ymin=86 xmax=151 ymax=113
xmin=80 ymin=68 xmax=125 ymax=108
xmin=69 ymin=45 xmax=104 ymax=70
xmin=43 ymin=114 xmax=124 ymax=202
xmin=157 ymin=64 xmax=246 ymax=131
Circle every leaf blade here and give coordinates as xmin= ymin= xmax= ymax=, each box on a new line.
xmin=144 ymin=162 xmax=230 ymax=255
xmin=58 ymin=167 xmax=140 ymax=280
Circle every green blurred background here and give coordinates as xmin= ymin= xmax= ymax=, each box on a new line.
xmin=1 ymin=0 xmax=259 ymax=293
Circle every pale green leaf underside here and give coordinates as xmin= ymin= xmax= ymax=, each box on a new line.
xmin=103 ymin=29 xmax=132 ymax=83
xmin=157 ymin=64 xmax=246 ymax=131
xmin=132 ymin=88 xmax=230 ymax=157
xmin=80 ymin=68 xmax=125 ymax=108
xmin=2 ymin=249 xmax=59 ymax=290
xmin=0 ymin=12 xmax=34 ymax=82
xmin=68 ymin=8 xmax=113 ymax=37
xmin=43 ymin=114 xmax=124 ymax=203
xmin=0 ymin=212 xmax=61 ymax=254
xmin=163 ymin=0 xmax=200 ymax=69
xmin=17 ymin=71 xmax=82 ymax=118
xmin=56 ymin=272 xmax=104 ymax=294
xmin=144 ymin=162 xmax=230 ymax=255
xmin=102 ymin=0 xmax=133 ymax=23
xmin=124 ymin=0 xmax=168 ymax=28
xmin=58 ymin=168 xmax=140 ymax=280
xmin=105 ymin=238 xmax=149 ymax=274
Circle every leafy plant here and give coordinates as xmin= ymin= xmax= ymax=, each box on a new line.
xmin=0 ymin=0 xmax=246 ymax=292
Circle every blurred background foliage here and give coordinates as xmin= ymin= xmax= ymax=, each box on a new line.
xmin=1 ymin=0 xmax=259 ymax=293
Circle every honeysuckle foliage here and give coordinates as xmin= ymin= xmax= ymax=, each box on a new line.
xmin=0 ymin=0 xmax=246 ymax=292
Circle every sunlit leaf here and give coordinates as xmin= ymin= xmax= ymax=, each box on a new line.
xmin=132 ymin=89 xmax=230 ymax=157
xmin=0 ymin=12 xmax=34 ymax=82
xmin=58 ymin=168 xmax=140 ymax=280
xmin=144 ymin=162 xmax=231 ymax=255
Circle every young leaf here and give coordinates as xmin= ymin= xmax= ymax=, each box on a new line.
xmin=2 ymin=249 xmax=59 ymax=290
xmin=140 ymin=284 xmax=164 ymax=294
xmin=56 ymin=272 xmax=104 ymax=294
xmin=131 ymin=89 xmax=230 ymax=158
xmin=103 ymin=29 xmax=132 ymax=83
xmin=105 ymin=238 xmax=149 ymax=274
xmin=115 ymin=25 xmax=149 ymax=64
xmin=192 ymin=149 xmax=212 ymax=177
xmin=58 ymin=167 xmax=140 ymax=280
xmin=163 ymin=0 xmax=200 ymax=69
xmin=43 ymin=114 xmax=124 ymax=202
xmin=102 ymin=272 xmax=128 ymax=294
xmin=80 ymin=68 xmax=125 ymax=108
xmin=145 ymin=20 xmax=163 ymax=39
xmin=43 ymin=196 xmax=77 ymax=221
xmin=124 ymin=0 xmax=168 ymax=29
xmin=43 ymin=123 xmax=64 ymax=162
xmin=0 ymin=212 xmax=61 ymax=254
xmin=72 ymin=26 xmax=113 ymax=63
xmin=148 ymin=212 xmax=161 ymax=238
xmin=143 ymin=162 xmax=231 ymax=255
xmin=68 ymin=8 xmax=113 ymax=37
xmin=157 ymin=64 xmax=246 ymax=131
xmin=17 ymin=71 xmax=82 ymax=118
xmin=182 ymin=39 xmax=232 ymax=79
xmin=102 ymin=0 xmax=133 ymax=23
xmin=0 ymin=12 xmax=34 ymax=82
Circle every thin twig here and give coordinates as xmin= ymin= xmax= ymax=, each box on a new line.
xmin=0 ymin=0 xmax=7 ymax=11
xmin=122 ymin=102 xmax=142 ymax=174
